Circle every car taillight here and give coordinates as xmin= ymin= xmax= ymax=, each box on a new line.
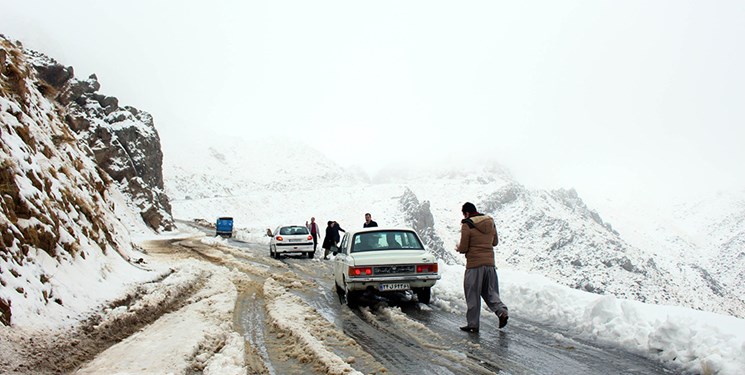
xmin=307 ymin=235 xmax=313 ymax=240
xmin=276 ymin=236 xmax=284 ymax=241
xmin=416 ymin=263 xmax=438 ymax=273
xmin=348 ymin=266 xmax=373 ymax=276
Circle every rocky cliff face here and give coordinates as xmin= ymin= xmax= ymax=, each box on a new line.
xmin=25 ymin=49 xmax=173 ymax=231
xmin=1 ymin=36 xmax=155 ymax=326
xmin=399 ymin=188 xmax=460 ymax=265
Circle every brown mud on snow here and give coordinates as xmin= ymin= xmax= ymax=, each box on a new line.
xmin=0 ymin=238 xmax=213 ymax=374
xmin=233 ymin=280 xmax=272 ymax=374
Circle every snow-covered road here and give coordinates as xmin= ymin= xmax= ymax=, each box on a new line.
xmin=226 ymin=238 xmax=674 ymax=375
xmin=213 ymin=229 xmax=675 ymax=374
xmin=1 ymin=229 xmax=678 ymax=374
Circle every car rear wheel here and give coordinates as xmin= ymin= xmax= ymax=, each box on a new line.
xmin=415 ymin=287 xmax=431 ymax=304
xmin=341 ymin=280 xmax=361 ymax=307
xmin=335 ymin=282 xmax=345 ymax=301
xmin=307 ymin=251 xmax=314 ymax=259
xmin=346 ymin=290 xmax=362 ymax=308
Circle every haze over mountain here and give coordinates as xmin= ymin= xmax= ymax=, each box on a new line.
xmin=4 ymin=1 xmax=744 ymax=214
xmin=3 ymin=33 xmax=745 ymax=374
xmin=3 ymin=31 xmax=743 ymax=326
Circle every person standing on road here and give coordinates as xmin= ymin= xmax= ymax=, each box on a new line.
xmin=363 ymin=213 xmax=378 ymax=228
xmin=456 ymin=202 xmax=508 ymax=333
xmin=306 ymin=217 xmax=321 ymax=252
xmin=322 ymin=221 xmax=334 ymax=259
xmin=332 ymin=221 xmax=345 ymax=242
xmin=322 ymin=221 xmax=346 ymax=259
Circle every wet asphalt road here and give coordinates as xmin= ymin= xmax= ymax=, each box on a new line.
xmin=191 ymin=224 xmax=676 ymax=374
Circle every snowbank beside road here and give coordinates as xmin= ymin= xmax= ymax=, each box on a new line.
xmin=434 ymin=262 xmax=745 ymax=374
xmin=77 ymin=258 xmax=245 ymax=374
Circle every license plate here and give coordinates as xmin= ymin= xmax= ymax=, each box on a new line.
xmin=289 ymin=239 xmax=302 ymax=242
xmin=379 ymin=283 xmax=409 ymax=292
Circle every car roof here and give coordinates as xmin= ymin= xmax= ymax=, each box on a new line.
xmin=344 ymin=227 xmax=418 ymax=236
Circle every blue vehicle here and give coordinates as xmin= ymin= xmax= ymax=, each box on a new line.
xmin=216 ymin=217 xmax=234 ymax=238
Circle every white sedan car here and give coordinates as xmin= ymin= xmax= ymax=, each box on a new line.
xmin=268 ymin=225 xmax=315 ymax=259
xmin=333 ymin=227 xmax=440 ymax=305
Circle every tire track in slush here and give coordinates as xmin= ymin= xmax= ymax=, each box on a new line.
xmin=356 ymin=305 xmax=500 ymax=374
xmin=294 ymin=281 xmax=463 ymax=373
xmin=233 ymin=287 xmax=274 ymax=375
xmin=208 ymin=231 xmax=676 ymax=374
xmin=277 ymin=255 xmax=496 ymax=373
xmin=400 ymin=304 xmax=675 ymax=375
xmin=288 ymin=259 xmax=500 ymax=374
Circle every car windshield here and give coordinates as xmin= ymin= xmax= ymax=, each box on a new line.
xmin=351 ymin=230 xmax=424 ymax=253
xmin=279 ymin=226 xmax=309 ymax=235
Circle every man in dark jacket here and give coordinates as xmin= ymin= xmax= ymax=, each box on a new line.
xmin=456 ymin=202 xmax=508 ymax=332
xmin=363 ymin=213 xmax=378 ymax=228
xmin=322 ymin=221 xmax=346 ymax=259
xmin=332 ymin=221 xmax=345 ymax=242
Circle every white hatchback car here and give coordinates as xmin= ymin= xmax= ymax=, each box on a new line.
xmin=268 ymin=225 xmax=315 ymax=259
xmin=333 ymin=227 xmax=440 ymax=305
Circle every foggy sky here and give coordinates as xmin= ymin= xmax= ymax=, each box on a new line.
xmin=2 ymin=0 xmax=744 ymax=207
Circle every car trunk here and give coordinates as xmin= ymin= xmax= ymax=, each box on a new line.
xmin=348 ymin=250 xmax=433 ymax=266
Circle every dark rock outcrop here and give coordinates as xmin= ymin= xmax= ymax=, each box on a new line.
xmin=551 ymin=188 xmax=618 ymax=235
xmin=28 ymin=51 xmax=174 ymax=231
xmin=399 ymin=188 xmax=460 ymax=265
xmin=480 ymin=183 xmax=526 ymax=212
xmin=0 ymin=298 xmax=10 ymax=326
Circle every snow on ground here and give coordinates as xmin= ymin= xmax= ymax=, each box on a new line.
xmin=171 ymin=183 xmax=409 ymax=235
xmin=0 ymin=184 xmax=168 ymax=332
xmin=434 ymin=262 xmax=745 ymax=375
xmin=264 ymin=278 xmax=364 ymax=375
xmin=2 ymin=245 xmax=156 ymax=330
xmin=6 ymin=222 xmax=743 ymax=374
xmin=209 ymin=228 xmax=745 ymax=374
xmin=255 ymin=236 xmax=745 ymax=374
xmin=77 ymin=257 xmax=245 ymax=375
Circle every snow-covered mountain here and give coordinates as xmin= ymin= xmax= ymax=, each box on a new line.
xmin=591 ymin=191 xmax=745 ymax=314
xmin=2 ymin=32 xmax=743 ymax=375
xmin=165 ymin=135 xmax=745 ymax=318
xmin=674 ymin=191 xmax=745 ymax=296
xmin=163 ymin=135 xmax=366 ymax=201
xmin=479 ymin=184 xmax=744 ymax=316
xmin=0 ymin=36 xmax=166 ymax=328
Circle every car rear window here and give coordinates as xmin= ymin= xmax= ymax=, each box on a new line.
xmin=351 ymin=230 xmax=424 ymax=253
xmin=280 ymin=226 xmax=309 ymax=235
